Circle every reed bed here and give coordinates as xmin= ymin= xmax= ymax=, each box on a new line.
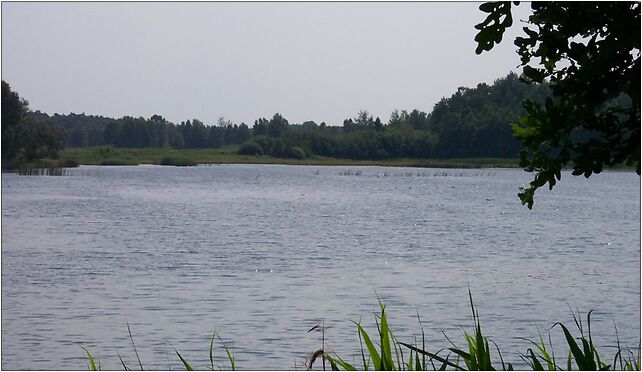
xmin=338 ymin=169 xmax=497 ymax=178
xmin=14 ymin=167 xmax=71 ymax=176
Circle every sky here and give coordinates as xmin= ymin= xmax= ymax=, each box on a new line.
xmin=2 ymin=2 xmax=533 ymax=126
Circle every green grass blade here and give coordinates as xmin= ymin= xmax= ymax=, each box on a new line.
xmin=555 ymin=322 xmax=591 ymax=370
xmin=464 ymin=334 xmax=477 ymax=370
xmin=379 ymin=303 xmax=394 ymax=370
xmin=391 ymin=332 xmax=403 ymax=371
xmin=418 ymin=313 xmax=426 ymax=371
xmin=482 ymin=344 xmax=491 ymax=370
xmin=127 ymin=323 xmax=144 ymax=371
xmin=357 ymin=320 xmax=369 ymax=370
xmin=353 ymin=321 xmax=382 ymax=370
xmin=225 ymin=346 xmax=235 ymax=371
xmin=174 ymin=350 xmax=193 ymax=371
xmin=117 ymin=352 xmax=130 ymax=371
xmin=478 ymin=335 xmax=491 ymax=370
xmin=399 ymin=343 xmax=464 ymax=371
xmin=614 ymin=350 xmax=625 ymax=371
xmin=529 ymin=348 xmax=545 ymax=370
xmin=474 ymin=332 xmax=485 ymax=369
xmin=518 ymin=337 xmax=558 ymax=371
xmin=570 ymin=309 xmax=583 ymax=337
xmin=613 ymin=321 xmax=624 ymax=370
xmin=329 ymin=358 xmax=340 ymax=371
xmin=219 ymin=337 xmax=235 ymax=371
xmin=580 ymin=338 xmax=597 ymax=369
xmin=489 ymin=339 xmax=506 ymax=371
xmin=324 ymin=354 xmax=358 ymax=371
xmin=537 ymin=331 xmax=556 ymax=371
xmin=209 ymin=332 xmax=215 ymax=371
xmin=450 ymin=347 xmax=474 ymax=370
xmin=438 ymin=355 xmax=450 ymax=371
xmin=586 ymin=311 xmax=606 ymax=370
xmin=546 ymin=330 xmax=557 ymax=370
xmin=376 ymin=302 xmax=395 ymax=370
xmin=81 ymin=346 xmax=97 ymax=371
xmin=468 ymin=287 xmax=476 ymax=324
xmin=442 ymin=330 xmax=459 ymax=349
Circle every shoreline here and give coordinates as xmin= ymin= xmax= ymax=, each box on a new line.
xmin=4 ymin=146 xmax=637 ymax=172
xmin=59 ymin=146 xmax=522 ymax=169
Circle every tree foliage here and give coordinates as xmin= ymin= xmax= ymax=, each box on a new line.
xmin=475 ymin=2 xmax=640 ymax=208
xmin=2 ymin=81 xmax=64 ymax=169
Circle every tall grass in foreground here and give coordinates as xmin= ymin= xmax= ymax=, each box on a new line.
xmin=82 ymin=292 xmax=640 ymax=371
xmin=321 ymin=291 xmax=640 ymax=371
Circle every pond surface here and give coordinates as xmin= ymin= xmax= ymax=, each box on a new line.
xmin=2 ymin=164 xmax=640 ymax=370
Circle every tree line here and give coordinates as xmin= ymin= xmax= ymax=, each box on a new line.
xmin=28 ymin=112 xmax=253 ymax=150
xmin=24 ymin=73 xmax=551 ymax=161
xmin=4 ymin=72 xmax=550 ymax=168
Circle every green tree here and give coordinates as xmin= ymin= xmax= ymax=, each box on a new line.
xmin=475 ymin=2 xmax=640 ymax=208
xmin=237 ymin=123 xmax=251 ymax=144
xmin=252 ymin=118 xmax=269 ymax=136
xmin=2 ymin=81 xmax=28 ymax=165
xmin=2 ymin=81 xmax=64 ymax=168
xmin=267 ymin=113 xmax=289 ymax=138
xmin=207 ymin=125 xmax=224 ymax=148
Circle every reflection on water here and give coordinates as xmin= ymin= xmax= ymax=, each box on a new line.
xmin=2 ymin=164 xmax=640 ymax=369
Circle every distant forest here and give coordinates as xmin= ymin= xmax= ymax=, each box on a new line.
xmin=28 ymin=73 xmax=551 ymax=160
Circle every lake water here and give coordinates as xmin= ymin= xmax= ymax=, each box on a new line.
xmin=1 ymin=164 xmax=640 ymax=370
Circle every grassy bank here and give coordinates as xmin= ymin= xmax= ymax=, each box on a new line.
xmin=60 ymin=146 xmax=521 ymax=168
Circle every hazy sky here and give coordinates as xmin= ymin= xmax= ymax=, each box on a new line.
xmin=2 ymin=2 xmax=532 ymax=126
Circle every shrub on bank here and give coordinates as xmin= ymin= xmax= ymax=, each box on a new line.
xmin=285 ymin=146 xmax=306 ymax=160
xmin=159 ymin=156 xmax=197 ymax=167
xmin=238 ymin=141 xmax=264 ymax=156
xmin=61 ymin=158 xmax=80 ymax=167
